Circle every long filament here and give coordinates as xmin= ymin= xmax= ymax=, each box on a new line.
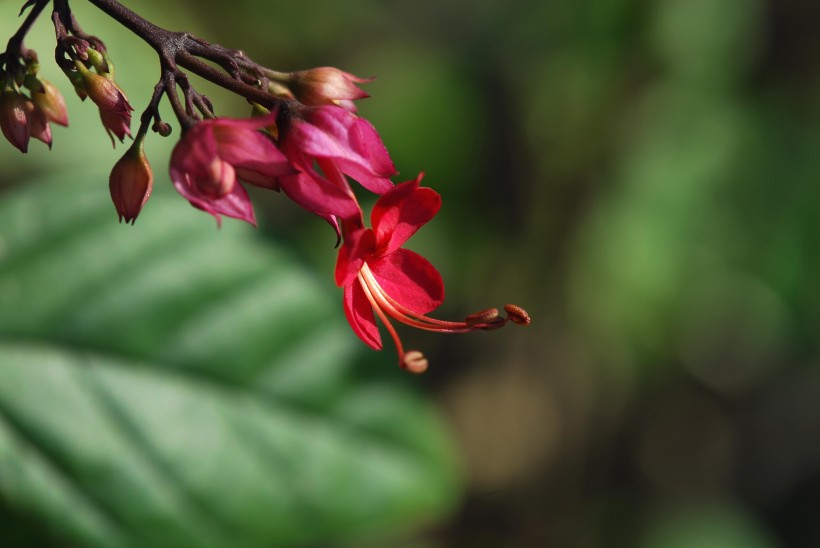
xmin=359 ymin=263 xmax=502 ymax=332
xmin=357 ymin=271 xmax=407 ymax=366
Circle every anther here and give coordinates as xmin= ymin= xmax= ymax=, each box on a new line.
xmin=504 ymin=304 xmax=531 ymax=326
xmin=479 ymin=316 xmax=507 ymax=331
xmin=465 ymin=308 xmax=500 ymax=326
xmin=402 ymin=351 xmax=429 ymax=374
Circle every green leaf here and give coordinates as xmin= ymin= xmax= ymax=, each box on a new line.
xmin=0 ymin=174 xmax=460 ymax=547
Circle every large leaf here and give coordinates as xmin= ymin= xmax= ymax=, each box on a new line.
xmin=0 ymin=174 xmax=459 ymax=547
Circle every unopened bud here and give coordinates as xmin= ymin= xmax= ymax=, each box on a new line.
xmin=76 ymin=62 xmax=128 ymax=112
xmin=503 ymin=304 xmax=531 ymax=326
xmin=109 ymin=141 xmax=153 ymax=224
xmin=23 ymin=99 xmax=51 ymax=149
xmin=100 ymin=108 xmax=132 ymax=145
xmin=23 ymin=74 xmax=44 ymax=94
xmin=63 ymin=67 xmax=88 ymax=100
xmin=287 ymin=67 xmax=371 ymax=108
xmin=30 ymin=78 xmax=69 ymax=127
xmin=85 ymin=47 xmax=112 ymax=76
xmin=402 ymin=350 xmax=429 ymax=374
xmin=0 ymin=87 xmax=30 ymax=152
xmin=75 ymin=62 xmax=133 ymax=144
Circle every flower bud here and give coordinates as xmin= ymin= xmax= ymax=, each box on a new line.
xmin=287 ymin=67 xmax=371 ymax=108
xmin=75 ymin=62 xmax=133 ymax=144
xmin=77 ymin=64 xmax=125 ymax=111
xmin=109 ymin=141 xmax=153 ymax=224
xmin=63 ymin=67 xmax=88 ymax=100
xmin=100 ymin=107 xmax=132 ymax=145
xmin=0 ymin=87 xmax=30 ymax=152
xmin=85 ymin=47 xmax=113 ymax=77
xmin=23 ymin=99 xmax=51 ymax=149
xmin=31 ymin=79 xmax=68 ymax=127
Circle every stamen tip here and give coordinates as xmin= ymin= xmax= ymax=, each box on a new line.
xmin=465 ymin=307 xmax=500 ymax=327
xmin=402 ymin=350 xmax=428 ymax=374
xmin=504 ymin=304 xmax=531 ymax=326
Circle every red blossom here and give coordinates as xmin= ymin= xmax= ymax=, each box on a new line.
xmin=169 ymin=112 xmax=295 ymax=227
xmin=335 ymin=174 xmax=444 ymax=351
xmin=335 ymin=174 xmax=530 ymax=372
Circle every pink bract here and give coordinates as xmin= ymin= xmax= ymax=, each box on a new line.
xmin=170 ymin=112 xmax=295 ymax=226
xmin=277 ymin=103 xmax=397 ymax=224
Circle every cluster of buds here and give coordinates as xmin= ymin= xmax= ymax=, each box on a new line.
xmin=0 ymin=51 xmax=68 ymax=152
xmin=0 ymin=0 xmax=529 ymax=372
xmin=69 ymin=49 xmax=133 ymax=145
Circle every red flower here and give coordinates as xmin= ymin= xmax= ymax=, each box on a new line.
xmin=169 ymin=112 xmax=295 ymax=226
xmin=276 ymin=103 xmax=396 ymax=226
xmin=335 ymin=174 xmax=529 ymax=373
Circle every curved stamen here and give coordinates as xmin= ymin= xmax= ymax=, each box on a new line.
xmin=360 ymin=264 xmax=499 ymax=331
xmin=355 ymin=262 xmax=529 ymax=373
xmin=359 ymin=266 xmax=474 ymax=333
xmin=357 ymin=271 xmax=407 ymax=366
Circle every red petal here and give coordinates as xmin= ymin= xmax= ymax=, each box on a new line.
xmin=293 ymin=106 xmax=396 ymax=192
xmin=212 ymin=123 xmax=295 ymax=186
xmin=278 ymin=170 xmax=361 ymax=221
xmin=170 ymin=124 xmax=218 ymax=178
xmin=335 ymin=228 xmax=375 ymax=287
xmin=371 ymin=174 xmax=441 ymax=254
xmin=25 ymin=102 xmax=51 ymax=149
xmin=170 ymin=167 xmax=256 ymax=227
xmin=368 ymin=248 xmax=444 ymax=314
xmin=351 ymin=116 xmax=396 ymax=177
xmin=343 ymin=282 xmax=382 ymax=350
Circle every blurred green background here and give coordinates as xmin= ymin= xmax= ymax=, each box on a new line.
xmin=2 ymin=0 xmax=819 ymax=546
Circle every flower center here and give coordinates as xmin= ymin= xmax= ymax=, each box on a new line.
xmin=196 ymin=156 xmax=236 ymax=198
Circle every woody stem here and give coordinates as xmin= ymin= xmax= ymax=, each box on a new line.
xmin=0 ymin=0 xmax=50 ymax=74
xmin=83 ymin=0 xmax=282 ymax=108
